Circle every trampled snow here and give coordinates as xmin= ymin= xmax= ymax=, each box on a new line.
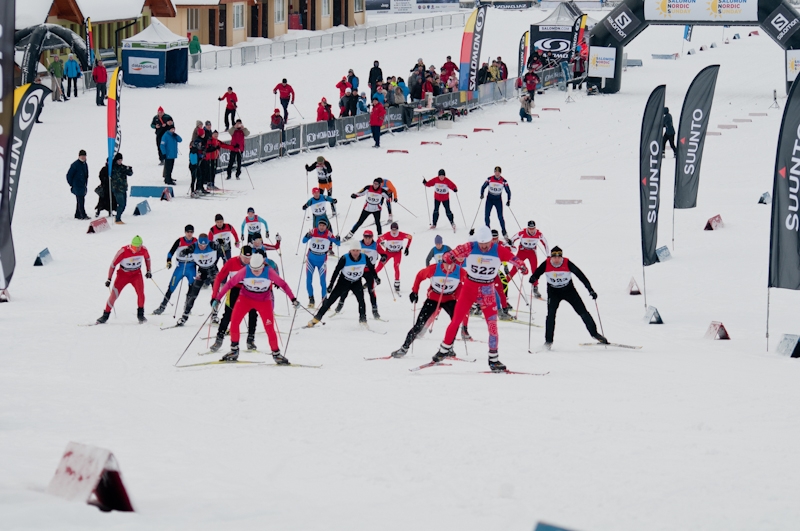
xmin=2 ymin=8 xmax=800 ymax=531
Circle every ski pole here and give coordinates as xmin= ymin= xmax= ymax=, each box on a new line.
xmin=277 ymin=246 xmax=290 ymax=315
xmin=292 ymin=102 xmax=305 ymax=120
xmin=507 ymin=273 xmax=530 ymax=307
xmin=383 ymin=266 xmax=396 ymax=302
xmin=341 ymin=197 xmax=354 ymax=234
xmin=470 ymin=196 xmax=484 ymax=230
xmin=174 ymin=312 xmax=214 ymax=366
xmin=151 ymin=266 xmax=167 ymax=274
xmin=515 ymin=273 xmax=523 ymax=320
xmin=392 ymin=200 xmax=418 ymax=218
xmin=295 ymin=212 xmax=308 ymax=255
xmin=454 ymin=191 xmax=468 ymax=229
xmin=595 ymin=299 xmax=606 ymax=346
xmin=217 ymin=100 xmax=221 ymax=131
xmin=282 ymin=306 xmax=300 ymax=356
xmin=423 ymin=178 xmax=431 ymax=225
xmin=244 ymin=165 xmax=255 ymax=190
xmin=506 ymin=203 xmax=523 ymax=232
xmin=411 ymin=301 xmax=416 ymax=354
xmin=527 ymin=289 xmax=534 ymax=354
xmin=149 ymin=277 xmax=173 ymax=305
xmin=172 ymin=263 xmax=186 ymax=319
xmin=295 ymin=301 xmax=326 ymax=325
xmin=305 ymin=170 xmax=309 ymax=196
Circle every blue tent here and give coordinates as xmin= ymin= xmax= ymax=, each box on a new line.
xmin=121 ymin=19 xmax=188 ymax=88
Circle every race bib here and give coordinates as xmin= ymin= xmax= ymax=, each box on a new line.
xmin=434 ymin=183 xmax=449 ymax=195
xmin=384 ymin=240 xmax=404 ymax=253
xmin=430 ymin=275 xmax=460 ymax=294
xmin=309 ymin=237 xmax=331 ymax=254
xmin=246 ymin=221 xmax=261 ymax=234
xmin=545 ymin=271 xmax=572 ymax=288
xmin=119 ymin=256 xmax=144 ymax=271
xmin=488 ymin=182 xmax=504 ymax=195
xmin=342 ymin=264 xmax=366 ymax=281
xmin=195 ymin=250 xmax=217 ymax=268
xmin=465 ymin=254 xmax=500 ymax=283
xmin=520 ymin=237 xmax=538 ymax=250
xmin=312 ymin=202 xmax=328 ymax=216
xmin=243 ymin=276 xmax=272 ymax=292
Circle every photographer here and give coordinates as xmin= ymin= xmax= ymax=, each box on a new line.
xmin=519 ymin=94 xmax=533 ymax=123
xmin=109 ymin=153 xmax=134 ymax=224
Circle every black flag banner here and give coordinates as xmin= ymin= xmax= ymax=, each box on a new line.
xmin=8 ymin=82 xmax=51 ymax=219
xmin=640 ymin=85 xmax=666 ymax=267
xmin=769 ymin=75 xmax=800 ymax=290
xmin=0 ymin=0 xmax=16 ymax=289
xmin=674 ymin=65 xmax=719 ymax=209
xmin=518 ymin=31 xmax=528 ymax=79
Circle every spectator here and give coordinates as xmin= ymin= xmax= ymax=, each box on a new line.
xmin=393 ymin=82 xmax=405 ymax=104
xmin=489 ymin=60 xmax=500 ymax=82
xmin=270 ymin=108 xmax=285 ymax=131
xmin=91 ymin=59 xmax=107 ymax=106
xmin=160 ymin=125 xmax=182 ymax=185
xmin=336 ymin=76 xmax=352 ymax=98
xmin=368 ymin=60 xmax=383 ymax=96
xmin=370 ymin=97 xmax=386 ymax=148
xmin=441 ymin=55 xmax=459 ymax=85
xmin=523 ymin=69 xmax=539 ymax=96
xmin=273 ymin=78 xmax=295 ymax=121
xmin=374 ymin=85 xmax=386 ymax=105
xmin=189 ymin=126 xmax=205 ymax=197
xmin=218 ymin=86 xmax=238 ymax=129
xmin=357 ymin=92 xmax=369 ymax=115
xmin=341 ymin=88 xmax=358 ymax=116
xmin=94 ymin=162 xmax=116 ymax=217
xmin=663 ymin=107 xmax=676 ymax=157
xmin=421 ymin=74 xmax=434 ymax=101
xmin=48 ymin=55 xmax=65 ymax=101
xmin=151 ymin=107 xmax=173 ymax=165
xmin=204 ymin=131 xmax=221 ymax=190
xmin=519 ymin=94 xmax=533 ymax=122
xmin=544 ymin=51 xmax=558 ymax=68
xmin=571 ymin=46 xmax=586 ymax=88
xmin=527 ymin=51 xmax=543 ymax=72
xmin=477 ymin=62 xmax=489 ymax=85
xmin=33 ymin=76 xmax=45 ymax=123
xmin=496 ymin=56 xmax=509 ymax=80
xmin=222 ymin=119 xmax=250 ymax=180
xmin=110 ymin=153 xmax=133 ymax=224
xmin=446 ymin=72 xmax=459 ymax=93
xmin=397 ymin=77 xmax=409 ymax=101
xmin=189 ymin=35 xmax=201 ymax=69
xmin=317 ymin=98 xmax=333 ymax=122
xmin=64 ymin=53 xmax=81 ymax=99
xmin=410 ymin=57 xmax=425 ymax=73
xmin=383 ymin=83 xmax=396 ymax=107
xmin=348 ymin=69 xmax=359 ymax=92
xmin=66 ymin=149 xmax=90 ymax=220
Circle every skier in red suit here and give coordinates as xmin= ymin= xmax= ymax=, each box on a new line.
xmin=96 ymin=235 xmax=152 ymax=324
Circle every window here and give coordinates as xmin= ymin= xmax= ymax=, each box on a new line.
xmin=233 ymin=4 xmax=245 ymax=30
xmin=275 ymin=0 xmax=285 ymax=24
xmin=354 ymin=0 xmax=364 ymax=12
xmin=322 ymin=0 xmax=330 ymax=17
xmin=187 ymin=8 xmax=199 ymax=32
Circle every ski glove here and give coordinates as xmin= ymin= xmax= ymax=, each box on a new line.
xmin=380 ymin=255 xmax=388 ymax=263
xmin=327 ymin=284 xmax=333 ymax=294
xmin=506 ymin=201 xmax=510 ymax=207
xmin=375 ymin=276 xmax=381 ymax=285
xmin=105 ymin=279 xmax=111 ymax=287
xmin=145 ymin=271 xmax=152 ymax=279
xmin=302 ymin=204 xmax=308 ymax=210
xmin=519 ymin=265 xmax=528 ymax=275
xmin=404 ymin=248 xmax=409 ymax=257
xmin=589 ymin=290 xmax=598 ymax=300
xmin=422 ymin=178 xmax=427 ymax=184
xmin=291 ymin=299 xmax=300 ymax=308
xmin=275 ymin=233 xmax=281 ymax=242
xmin=211 ymin=299 xmax=219 ymax=310
xmin=409 ymin=292 xmax=419 ymax=303
xmin=480 ymin=194 xmax=484 ymax=200
xmin=167 ymin=260 xmax=172 ymax=269
xmin=453 ymin=188 xmax=458 ymax=193
xmin=265 ymin=231 xmax=270 ymax=239
xmin=351 ymin=193 xmax=357 ymax=199
xmin=332 ymin=198 xmax=338 ymax=204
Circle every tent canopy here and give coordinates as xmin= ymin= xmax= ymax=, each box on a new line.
xmin=121 ymin=19 xmax=188 ymax=87
xmin=536 ymin=1 xmax=582 ymax=26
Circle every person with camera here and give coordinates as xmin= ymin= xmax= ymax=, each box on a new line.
xmin=109 ymin=153 xmax=133 ymax=224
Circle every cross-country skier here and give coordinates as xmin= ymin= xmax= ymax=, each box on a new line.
xmin=96 ymin=235 xmax=152 ymax=324
xmin=209 ymin=213 xmax=240 ymax=261
xmin=302 ymin=187 xmax=337 ymax=228
xmin=307 ymin=240 xmax=379 ymax=327
xmin=249 ymin=232 xmax=281 ymax=256
xmin=490 ymin=229 xmax=514 ymax=320
xmin=241 ymin=207 xmax=269 ymax=240
xmin=175 ymin=233 xmax=224 ymax=326
xmin=304 ymin=156 xmax=336 ymax=214
xmin=273 ymin=78 xmax=295 ymax=121
xmin=334 ymin=229 xmax=382 ymax=318
xmin=423 ymin=169 xmax=458 ymax=230
xmin=302 ymin=219 xmax=341 ymax=308
xmin=375 ymin=222 xmax=412 ymax=293
xmin=153 ymin=225 xmax=198 ymax=315
xmin=218 ymin=87 xmax=238 ymax=129
xmin=209 ymin=245 xmax=257 ymax=352
xmin=391 ymin=261 xmax=471 ymax=357
xmin=508 ymin=220 xmax=548 ymax=299
xmin=480 ymin=166 xmax=512 ymax=243
xmin=425 ymin=235 xmax=452 ymax=266
xmin=213 ymin=253 xmax=300 ymax=364
xmin=529 ymin=246 xmax=607 ymax=350
xmin=343 ymin=178 xmax=392 ymax=240
xmin=433 ymin=226 xmax=527 ymax=372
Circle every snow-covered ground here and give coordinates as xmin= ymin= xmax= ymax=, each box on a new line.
xmin=3 ymin=9 xmax=800 ymax=531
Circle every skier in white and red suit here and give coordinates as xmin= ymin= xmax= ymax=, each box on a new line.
xmin=375 ymin=221 xmax=413 ymax=292
xmin=507 ymin=220 xmax=549 ymax=298
xmin=433 ymin=226 xmax=527 ymax=371
xmin=96 ymin=235 xmax=152 ymax=324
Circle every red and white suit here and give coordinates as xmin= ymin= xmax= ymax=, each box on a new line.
xmin=375 ymin=230 xmax=413 ymax=281
xmin=105 ymin=245 xmax=152 ymax=312
xmin=508 ymin=228 xmax=549 ymax=286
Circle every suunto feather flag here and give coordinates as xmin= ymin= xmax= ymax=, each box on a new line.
xmin=0 ymin=0 xmax=15 ymax=289
xmin=459 ymin=6 xmax=488 ymax=92
xmin=674 ymin=65 xmax=719 ymax=209
xmin=107 ymin=67 xmax=123 ymax=170
xmin=640 ymin=85 xmax=666 ymax=267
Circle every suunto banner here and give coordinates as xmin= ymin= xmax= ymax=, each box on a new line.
xmin=518 ymin=30 xmax=529 ymax=78
xmin=674 ymin=65 xmax=719 ymax=209
xmin=0 ymin=0 xmax=15 ymax=289
xmin=640 ymin=85 xmax=666 ymax=267
xmin=769 ymin=73 xmax=800 ymax=290
xmin=8 ymin=83 xmax=51 ymax=219
xmin=458 ymin=6 xmax=488 ymax=91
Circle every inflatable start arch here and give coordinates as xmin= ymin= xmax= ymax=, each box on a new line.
xmin=588 ymin=0 xmax=800 ymax=93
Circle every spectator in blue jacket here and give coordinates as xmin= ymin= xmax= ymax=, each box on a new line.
xmin=64 ymin=54 xmax=81 ymax=99
xmin=159 ymin=125 xmax=182 ymax=185
xmin=357 ymin=92 xmax=369 ymax=115
xmin=66 ymin=149 xmax=90 ymax=219
xmin=348 ymin=69 xmax=359 ymax=92
xmin=397 ymin=77 xmax=410 ymax=101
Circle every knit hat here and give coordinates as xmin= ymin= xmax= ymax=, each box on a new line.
xmin=316 ymin=156 xmax=325 ymax=163
xmin=312 ymin=187 xmax=320 ymax=194
xmin=250 ymin=232 xmax=263 ymax=242
xmin=198 ymin=234 xmax=209 ymax=245
xmin=390 ymin=222 xmax=399 ymax=230
xmin=551 ymin=246 xmax=563 ymax=256
xmin=241 ymin=245 xmax=253 ymax=256
xmin=349 ymin=240 xmax=362 ymax=252
xmin=345 ymin=88 xmax=352 ymax=93
xmin=215 ymin=214 xmax=224 ymax=221
xmin=158 ymin=106 xmax=164 ymax=112
xmin=205 ymin=120 xmax=212 ymax=126
xmin=434 ymin=235 xmax=443 ymax=245
xmin=250 ymin=254 xmax=265 ymax=269
xmin=475 ymin=226 xmax=493 ymax=243
xmin=318 ymin=219 xmax=328 ymax=227
xmin=185 ymin=224 xmax=194 ymax=232
xmin=196 ymin=120 xmax=203 ymax=127
xmin=131 ymin=235 xmax=143 ymax=247
xmin=79 ymin=149 xmax=87 ymax=156
xmin=491 ymin=229 xmax=499 ymax=238
xmin=527 ymin=220 xmax=536 ymax=228
xmin=247 ymin=207 xmax=255 ymax=213
xmin=438 ymin=169 xmax=445 ymax=176
xmin=274 ymin=109 xmax=280 ymax=113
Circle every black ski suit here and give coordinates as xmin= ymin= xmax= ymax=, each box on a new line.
xmin=314 ymin=253 xmax=378 ymax=322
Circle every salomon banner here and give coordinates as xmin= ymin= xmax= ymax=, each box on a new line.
xmin=530 ymin=20 xmax=574 ymax=62
xmin=8 ymin=83 xmax=51 ymax=219
xmin=640 ymin=85 xmax=666 ymax=267
xmin=674 ymin=65 xmax=719 ymax=209
xmin=459 ymin=6 xmax=488 ymax=91
xmin=769 ymin=74 xmax=800 ymax=290
xmin=569 ymin=15 xmax=587 ymax=62
xmin=0 ymin=0 xmax=16 ymax=289
xmin=518 ymin=31 xmax=529 ymax=78
xmin=107 ymin=67 xmax=123 ymax=171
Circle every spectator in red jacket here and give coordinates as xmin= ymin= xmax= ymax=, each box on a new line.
xmin=204 ymin=131 xmax=221 ymax=190
xmin=218 ymin=87 xmax=238 ymax=129
xmin=221 ymin=119 xmax=250 ymax=180
xmin=496 ymin=57 xmax=508 ymax=80
xmin=336 ymin=76 xmax=352 ymax=97
xmin=270 ymin=109 xmax=285 ymax=131
xmin=273 ymin=78 xmax=295 ymax=121
xmin=370 ymin=98 xmax=386 ymax=148
xmin=91 ymin=60 xmax=108 ymax=106
xmin=523 ymin=69 xmax=540 ymax=97
xmin=441 ymin=55 xmax=458 ymax=85
xmin=421 ymin=75 xmax=434 ymax=102
xmin=317 ymin=98 xmax=333 ymax=122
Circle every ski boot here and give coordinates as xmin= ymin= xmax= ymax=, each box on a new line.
xmin=391 ymin=346 xmax=409 ymax=358
xmin=137 ymin=307 xmax=147 ymax=323
xmin=308 ymin=296 xmax=315 ymax=309
xmin=96 ymin=311 xmax=110 ymax=324
xmin=541 ymin=342 xmax=552 ymax=351
xmin=430 ymin=224 xmax=436 ymax=230
xmin=471 ymin=303 xmax=482 ymax=316
xmin=592 ymin=333 xmax=609 ymax=345
xmin=220 ymin=343 xmax=239 ymax=362
xmin=307 ymin=318 xmax=320 ymax=328
xmin=432 ymin=343 xmax=455 ymax=362
xmin=451 ymin=222 xmax=457 ymax=231
xmin=387 ymin=214 xmax=393 ymax=223
xmin=488 ymin=351 xmax=506 ymax=372
xmin=211 ymin=313 xmax=220 ymax=324
xmin=499 ymin=307 xmax=514 ymax=321
xmin=394 ymin=280 xmax=401 ymax=294
xmin=343 ymin=231 xmax=354 ymax=242
xmin=246 ymin=336 xmax=257 ymax=351
xmin=359 ymin=318 xmax=369 ymax=329
xmin=272 ymin=351 xmax=290 ymax=365
xmin=502 ymin=231 xmax=513 ymax=246
xmin=372 ymin=305 xmax=381 ymax=319
xmin=176 ymin=314 xmax=188 ymax=326
xmin=210 ymin=336 xmax=224 ymax=352
xmin=152 ymin=302 xmax=167 ymax=315
xmin=335 ymin=300 xmax=345 ymax=314
xmin=460 ymin=326 xmax=472 ymax=341
xmin=533 ymin=285 xmax=542 ymax=299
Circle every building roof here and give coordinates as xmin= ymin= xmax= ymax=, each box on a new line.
xmin=15 ymin=0 xmax=56 ymax=29
xmin=41 ymin=0 xmax=176 ymax=25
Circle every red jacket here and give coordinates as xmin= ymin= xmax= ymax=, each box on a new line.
xmin=523 ymin=72 xmax=539 ymax=92
xmin=212 ymin=256 xmax=247 ymax=299
xmin=224 ymin=128 xmax=246 ymax=152
xmin=317 ymin=103 xmax=333 ymax=122
xmin=205 ymin=137 xmax=221 ymax=161
xmin=425 ymin=176 xmax=457 ymax=201
xmin=108 ymin=245 xmax=151 ymax=279
xmin=92 ymin=65 xmax=108 ymax=84
xmin=220 ymin=92 xmax=238 ymax=110
xmin=421 ymin=80 xmax=434 ymax=98
xmin=369 ymin=102 xmax=386 ymax=126
xmin=273 ymin=83 xmax=295 ymax=100
xmin=336 ymin=79 xmax=352 ymax=97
